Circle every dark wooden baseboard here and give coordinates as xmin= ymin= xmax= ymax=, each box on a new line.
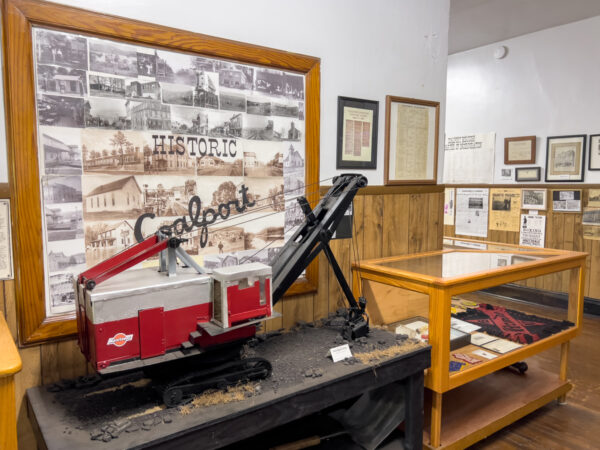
xmin=483 ymin=284 xmax=600 ymax=317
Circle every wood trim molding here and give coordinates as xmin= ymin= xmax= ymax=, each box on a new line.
xmin=320 ymin=184 xmax=444 ymax=196
xmin=444 ymin=183 xmax=600 ymax=189
xmin=2 ymin=0 xmax=320 ymax=345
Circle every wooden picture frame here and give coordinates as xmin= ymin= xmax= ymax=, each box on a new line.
xmin=504 ymin=135 xmax=536 ymax=164
xmin=545 ymin=135 xmax=586 ymax=182
xmin=588 ymin=134 xmax=600 ymax=171
xmin=336 ymin=96 xmax=378 ymax=169
xmin=384 ymin=95 xmax=439 ymax=185
xmin=515 ymin=167 xmax=541 ymax=182
xmin=2 ymin=0 xmax=321 ymax=345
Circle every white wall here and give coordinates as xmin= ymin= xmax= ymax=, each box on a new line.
xmin=446 ymin=15 xmax=600 ymax=184
xmin=0 ymin=0 xmax=450 ymax=186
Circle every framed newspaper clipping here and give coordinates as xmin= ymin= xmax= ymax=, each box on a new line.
xmin=2 ymin=0 xmax=321 ymax=344
xmin=384 ymin=96 xmax=439 ymax=185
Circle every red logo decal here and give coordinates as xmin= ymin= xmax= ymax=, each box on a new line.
xmin=107 ymin=332 xmax=133 ymax=347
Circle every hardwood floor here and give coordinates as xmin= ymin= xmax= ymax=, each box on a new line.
xmin=465 ymin=294 xmax=600 ymax=449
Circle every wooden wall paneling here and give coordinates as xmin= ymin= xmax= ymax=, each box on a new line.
xmin=313 ymin=252 xmax=330 ymax=322
xmin=437 ymin=191 xmax=445 ymax=249
xmin=4 ymin=281 xmax=16 ymax=340
xmin=561 ymin=214 xmax=576 ymax=289
xmin=583 ymin=238 xmax=593 ymax=297
xmin=40 ymin=342 xmax=60 ymax=385
xmin=382 ymin=194 xmax=409 ymax=257
xmin=13 ymin=346 xmax=40 ymax=450
xmin=0 ymin=282 xmax=4 ymax=318
xmin=426 ymin=192 xmax=441 ymax=251
xmin=264 ymin=301 xmax=283 ymax=332
xmin=352 ymin=195 xmax=365 ymax=259
xmin=57 ymin=340 xmax=88 ymax=381
xmin=588 ymin=241 xmax=600 ymax=299
xmin=549 ymin=213 xmax=565 ymax=291
xmin=328 ymin=239 xmax=351 ymax=314
xmin=362 ymin=195 xmax=384 ymax=259
xmin=408 ymin=193 xmax=429 ymax=253
xmin=282 ymin=293 xmax=314 ymax=330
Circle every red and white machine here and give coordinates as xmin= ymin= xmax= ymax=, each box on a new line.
xmin=74 ymin=232 xmax=275 ymax=375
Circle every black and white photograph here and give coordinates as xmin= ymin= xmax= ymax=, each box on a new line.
xmin=171 ymin=106 xmax=207 ymax=135
xmin=237 ymin=247 xmax=281 ymax=266
xmin=129 ymin=100 xmax=171 ymax=130
xmin=35 ymin=28 xmax=88 ymax=70
xmin=468 ymin=197 xmax=484 ymax=209
xmin=521 ymin=188 xmax=547 ymax=210
xmin=256 ymin=68 xmax=284 ymax=96
xmin=82 ymin=129 xmax=145 ymax=174
xmin=48 ymin=272 xmax=76 ymax=310
xmin=501 ymin=168 xmax=512 ymax=177
xmin=43 ymin=176 xmax=82 ymax=204
xmin=298 ymin=101 xmax=305 ymax=121
xmin=284 ymin=168 xmax=305 ymax=195
xmin=492 ymin=197 xmax=511 ymax=211
xmin=219 ymin=91 xmax=246 ymax=112
xmin=283 ymin=72 xmax=304 ymax=99
xmin=203 ymin=252 xmax=241 ymax=271
xmin=283 ymin=143 xmax=305 ymax=170
xmin=84 ymin=219 xmax=136 ymax=267
xmin=89 ymin=39 xmax=138 ymax=77
xmin=271 ymin=100 xmax=299 ymax=118
xmin=206 ymin=111 xmax=243 ymax=138
xmin=215 ymin=61 xmax=254 ymax=90
xmin=47 ymin=239 xmax=86 ymax=274
xmin=37 ymin=94 xmax=85 ymax=127
xmin=243 ymin=141 xmax=283 ymax=177
xmin=82 ymin=175 xmax=144 ymax=220
xmin=196 ymin=224 xmax=245 ymax=256
xmin=285 ymin=201 xmax=304 ymax=233
xmin=143 ymin=134 xmax=196 ymax=176
xmin=272 ymin=117 xmax=303 ymax=141
xmin=39 ymin=126 xmax=82 ymax=174
xmin=243 ymin=116 xmax=284 ymax=141
xmin=161 ymin=83 xmax=194 ymax=106
xmin=246 ymin=97 xmax=272 ymax=116
xmin=136 ymin=51 xmax=157 ymax=77
xmin=88 ymin=73 xmax=127 ymax=98
xmin=126 ymin=79 xmax=161 ymax=102
xmin=194 ymin=71 xmax=219 ymax=109
xmin=190 ymin=177 xmax=245 ymax=215
xmin=36 ymin=65 xmax=86 ymax=96
xmin=45 ymin=203 xmax=84 ymax=241
xmin=138 ymin=175 xmax=198 ymax=217
xmin=85 ymin=97 xmax=130 ymax=129
xmin=582 ymin=208 xmax=600 ymax=226
xmin=197 ymin=152 xmax=243 ymax=176
xmin=243 ymin=177 xmax=285 ymax=213
xmin=156 ymin=50 xmax=198 ymax=85
xmin=241 ymin=211 xmax=285 ymax=251
xmin=191 ymin=56 xmax=216 ymax=73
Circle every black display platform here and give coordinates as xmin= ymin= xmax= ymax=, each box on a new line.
xmin=27 ymin=326 xmax=430 ymax=450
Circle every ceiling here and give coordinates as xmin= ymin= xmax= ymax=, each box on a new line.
xmin=449 ymin=0 xmax=600 ymax=54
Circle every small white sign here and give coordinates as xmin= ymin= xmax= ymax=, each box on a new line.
xmin=450 ymin=318 xmax=481 ymax=333
xmin=472 ymin=349 xmax=498 ymax=359
xmin=528 ymin=210 xmax=539 ymax=215
xmin=330 ymin=344 xmax=353 ymax=363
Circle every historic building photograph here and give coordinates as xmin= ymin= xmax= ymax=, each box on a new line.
xmin=40 ymin=127 xmax=82 ymax=174
xmin=83 ymin=175 xmax=143 ymax=219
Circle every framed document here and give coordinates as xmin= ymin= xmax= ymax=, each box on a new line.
xmin=521 ymin=188 xmax=546 ymax=210
xmin=515 ymin=167 xmax=541 ymax=182
xmin=545 ymin=135 xmax=586 ymax=182
xmin=384 ymin=96 xmax=439 ymax=185
xmin=504 ymin=136 xmax=535 ymax=164
xmin=589 ymin=134 xmax=600 ymax=170
xmin=336 ymin=96 xmax=378 ymax=169
xmin=552 ymin=190 xmax=581 ymax=212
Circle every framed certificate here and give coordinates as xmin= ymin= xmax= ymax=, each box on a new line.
xmin=336 ymin=96 xmax=378 ymax=169
xmin=515 ymin=167 xmax=541 ymax=182
xmin=384 ymin=96 xmax=439 ymax=185
xmin=504 ymin=135 xmax=536 ymax=164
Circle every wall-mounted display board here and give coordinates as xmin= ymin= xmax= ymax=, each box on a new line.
xmin=2 ymin=0 xmax=320 ymax=344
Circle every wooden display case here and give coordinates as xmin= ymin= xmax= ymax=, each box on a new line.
xmin=351 ymin=238 xmax=587 ymax=449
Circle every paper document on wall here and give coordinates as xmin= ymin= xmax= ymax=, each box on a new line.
xmin=519 ymin=214 xmax=546 ymax=248
xmin=0 ymin=200 xmax=13 ymax=279
xmin=489 ymin=188 xmax=521 ymax=232
xmin=455 ymin=188 xmax=489 ymax=238
xmin=443 ymin=132 xmax=495 ymax=183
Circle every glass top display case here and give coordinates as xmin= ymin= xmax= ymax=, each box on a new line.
xmin=351 ymin=238 xmax=587 ymax=449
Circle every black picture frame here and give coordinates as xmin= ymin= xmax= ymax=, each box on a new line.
xmin=545 ymin=134 xmax=586 ymax=182
xmin=589 ymin=134 xmax=600 ymax=171
xmin=515 ymin=166 xmax=541 ymax=182
xmin=336 ymin=96 xmax=378 ymax=169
